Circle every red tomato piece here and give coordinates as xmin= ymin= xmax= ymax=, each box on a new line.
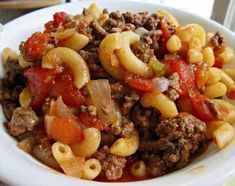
xmin=53 ymin=12 xmax=68 ymax=27
xmin=167 ymin=60 xmax=196 ymax=96
xmin=24 ymin=67 xmax=55 ymax=109
xmin=44 ymin=21 xmax=54 ymax=33
xmin=160 ymin=22 xmax=171 ymax=41
xmin=190 ymin=94 xmax=217 ymax=122
xmin=24 ymin=32 xmax=50 ymax=60
xmin=50 ymin=117 xmax=83 ymax=144
xmin=49 ymin=72 xmax=86 ymax=108
xmin=127 ymin=78 xmax=153 ymax=92
xmin=213 ymin=57 xmax=223 ymax=68
xmin=77 ymin=113 xmax=107 ymax=131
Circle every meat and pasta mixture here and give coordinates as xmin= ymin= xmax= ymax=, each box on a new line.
xmin=1 ymin=3 xmax=235 ymax=181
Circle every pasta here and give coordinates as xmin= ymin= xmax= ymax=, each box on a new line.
xmin=116 ymin=31 xmax=153 ymax=78
xmin=98 ymin=33 xmax=125 ymax=79
xmin=70 ymin=128 xmax=101 ymax=157
xmin=2 ymin=2 xmax=235 ymax=182
xmin=19 ymin=87 xmax=32 ymax=108
xmin=130 ymin=161 xmax=147 ymax=178
xmin=42 ymin=47 xmax=90 ymax=89
xmin=141 ymin=92 xmax=178 ymax=118
xmin=81 ymin=158 xmax=102 ymax=180
xmin=110 ymin=129 xmax=139 ymax=157
xmin=59 ymin=32 xmax=89 ymax=52
xmin=52 ymin=142 xmax=74 ymax=164
xmin=203 ymin=82 xmax=227 ymax=99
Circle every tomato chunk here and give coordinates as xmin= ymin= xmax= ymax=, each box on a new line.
xmin=44 ymin=21 xmax=54 ymax=33
xmin=24 ymin=32 xmax=50 ymax=60
xmin=167 ymin=60 xmax=196 ymax=96
xmin=213 ymin=57 xmax=223 ymax=68
xmin=190 ymin=94 xmax=217 ymax=122
xmin=24 ymin=67 xmax=55 ymax=109
xmin=50 ymin=117 xmax=83 ymax=144
xmin=53 ymin=12 xmax=68 ymax=27
xmin=194 ymin=65 xmax=209 ymax=89
xmin=127 ymin=78 xmax=153 ymax=92
xmin=77 ymin=113 xmax=107 ymax=130
xmin=160 ymin=22 xmax=171 ymax=41
xmin=49 ymin=72 xmax=86 ymax=107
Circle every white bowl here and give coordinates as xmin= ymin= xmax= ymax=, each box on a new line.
xmin=1 ymin=0 xmax=235 ymax=185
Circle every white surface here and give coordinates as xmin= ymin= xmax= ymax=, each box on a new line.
xmin=1 ymin=0 xmax=235 ymax=186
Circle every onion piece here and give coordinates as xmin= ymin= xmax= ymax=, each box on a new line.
xmin=55 ymin=96 xmax=77 ymax=120
xmin=87 ymin=80 xmax=116 ymax=125
xmin=44 ymin=114 xmax=55 ymax=138
xmin=152 ymin=77 xmax=170 ymax=93
xmin=134 ymin=27 xmax=149 ymax=37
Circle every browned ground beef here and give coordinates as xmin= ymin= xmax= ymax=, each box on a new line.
xmin=211 ymin=31 xmax=224 ymax=49
xmin=165 ymin=73 xmax=181 ymax=101
xmin=93 ymin=146 xmax=127 ymax=180
xmin=138 ymin=113 xmax=207 ymax=177
xmin=8 ymin=107 xmax=39 ymax=136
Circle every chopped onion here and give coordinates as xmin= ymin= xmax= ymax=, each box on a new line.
xmin=87 ymin=80 xmax=116 ymax=125
xmin=134 ymin=27 xmax=149 ymax=37
xmin=44 ymin=114 xmax=55 ymax=138
xmin=55 ymin=96 xmax=77 ymax=120
xmin=152 ymin=77 xmax=170 ymax=93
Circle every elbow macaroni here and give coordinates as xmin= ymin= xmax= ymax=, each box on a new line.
xmin=187 ymin=48 xmax=203 ymax=64
xmin=203 ymin=82 xmax=227 ymax=99
xmin=81 ymin=158 xmax=101 ymax=180
xmin=42 ymin=47 xmax=90 ymax=89
xmin=213 ymin=99 xmax=235 ymax=124
xmin=19 ymin=87 xmax=32 ymax=108
xmin=141 ymin=92 xmax=178 ymax=118
xmin=206 ymin=67 xmax=221 ymax=85
xmin=116 ymin=31 xmax=153 ymax=78
xmin=166 ymin=35 xmax=182 ymax=53
xmin=59 ymin=32 xmax=89 ymax=52
xmin=130 ymin=161 xmax=147 ymax=178
xmin=176 ymin=23 xmax=206 ymax=47
xmin=98 ymin=33 xmax=125 ymax=79
xmin=202 ymin=47 xmax=215 ymax=67
xmin=52 ymin=142 xmax=74 ymax=164
xmin=223 ymin=68 xmax=235 ymax=81
xmin=110 ymin=129 xmax=139 ymax=157
xmin=70 ymin=128 xmax=101 ymax=157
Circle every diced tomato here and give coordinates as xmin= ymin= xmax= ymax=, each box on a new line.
xmin=127 ymin=78 xmax=153 ymax=92
xmin=77 ymin=113 xmax=107 ymax=130
xmin=24 ymin=32 xmax=50 ymax=60
xmin=44 ymin=21 xmax=54 ymax=33
xmin=53 ymin=12 xmax=68 ymax=28
xmin=213 ymin=57 xmax=223 ymax=68
xmin=190 ymin=94 xmax=217 ymax=122
xmin=49 ymin=72 xmax=86 ymax=107
xmin=194 ymin=65 xmax=209 ymax=89
xmin=24 ymin=67 xmax=55 ymax=109
xmin=50 ymin=117 xmax=83 ymax=144
xmin=160 ymin=22 xmax=171 ymax=41
xmin=167 ymin=60 xmax=196 ymax=96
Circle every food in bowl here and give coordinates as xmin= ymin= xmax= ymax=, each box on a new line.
xmin=1 ymin=3 xmax=235 ymax=182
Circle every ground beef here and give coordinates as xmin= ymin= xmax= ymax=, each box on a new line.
xmin=211 ymin=31 xmax=224 ymax=49
xmin=110 ymin=116 xmax=134 ymax=138
xmin=1 ymin=100 xmax=18 ymax=121
xmin=123 ymin=12 xmax=150 ymax=28
xmin=103 ymin=11 xmax=125 ymax=33
xmin=121 ymin=92 xmax=140 ymax=115
xmin=90 ymin=20 xmax=108 ymax=38
xmin=131 ymin=40 xmax=155 ymax=63
xmin=165 ymin=73 xmax=181 ymax=101
xmin=139 ymin=113 xmax=207 ymax=177
xmin=144 ymin=13 xmax=161 ymax=31
xmin=110 ymin=82 xmax=129 ymax=101
xmin=8 ymin=107 xmax=39 ymax=136
xmin=100 ymin=132 xmax=116 ymax=147
xmin=93 ymin=146 xmax=126 ymax=180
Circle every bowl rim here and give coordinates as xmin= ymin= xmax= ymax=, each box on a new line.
xmin=1 ymin=0 xmax=235 ymax=186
